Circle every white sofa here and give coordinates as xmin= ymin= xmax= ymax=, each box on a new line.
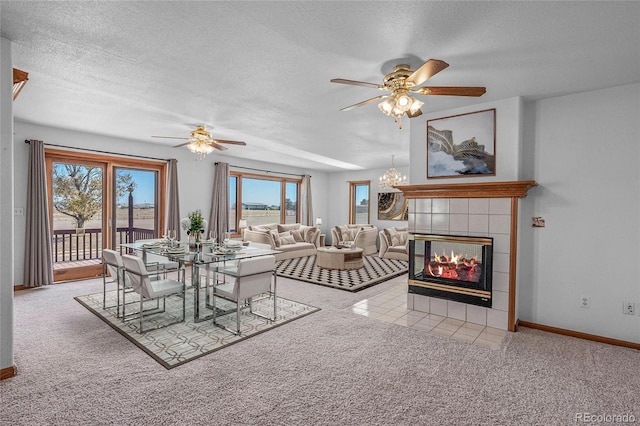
xmin=331 ymin=224 xmax=379 ymax=256
xmin=242 ymin=223 xmax=320 ymax=261
xmin=378 ymin=227 xmax=409 ymax=261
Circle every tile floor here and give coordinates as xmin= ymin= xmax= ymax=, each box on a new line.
xmin=349 ymin=281 xmax=507 ymax=350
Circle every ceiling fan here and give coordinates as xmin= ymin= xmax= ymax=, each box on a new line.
xmin=152 ymin=125 xmax=246 ymax=159
xmin=330 ymin=58 xmax=486 ymax=128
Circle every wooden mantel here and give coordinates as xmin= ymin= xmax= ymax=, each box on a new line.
xmin=395 ymin=180 xmax=537 ymax=199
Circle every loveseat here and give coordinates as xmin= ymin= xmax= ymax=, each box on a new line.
xmin=242 ymin=223 xmax=320 ymax=261
xmin=378 ymin=227 xmax=409 ymax=261
xmin=331 ymin=224 xmax=379 ymax=256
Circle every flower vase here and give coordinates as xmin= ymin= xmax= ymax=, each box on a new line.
xmin=189 ymin=232 xmax=201 ymax=250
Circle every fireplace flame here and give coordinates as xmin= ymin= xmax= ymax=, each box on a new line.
xmin=427 ymin=251 xmax=481 ymax=283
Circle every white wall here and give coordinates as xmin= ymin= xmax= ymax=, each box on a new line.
xmin=1 ymin=37 xmax=16 ymax=374
xmin=12 ymin=121 xmax=328 ymax=285
xmin=519 ymin=83 xmax=640 ymax=343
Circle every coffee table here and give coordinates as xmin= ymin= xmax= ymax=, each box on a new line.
xmin=316 ymin=246 xmax=364 ymax=270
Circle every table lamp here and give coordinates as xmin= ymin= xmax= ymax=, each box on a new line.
xmin=238 ymin=219 xmax=248 ymax=238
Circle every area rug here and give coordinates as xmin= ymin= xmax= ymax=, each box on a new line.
xmin=75 ymin=288 xmax=319 ymax=369
xmin=276 ymin=255 xmax=408 ymax=292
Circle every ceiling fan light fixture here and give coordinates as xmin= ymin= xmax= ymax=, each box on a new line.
xmin=396 ymin=93 xmax=412 ymax=108
xmin=379 ymin=90 xmax=422 ymax=127
xmin=378 ymin=97 xmax=395 ymax=116
xmin=187 ymin=139 xmax=215 ymax=160
xmin=332 ymin=58 xmax=486 ymax=130
xmin=409 ymin=97 xmax=424 ymax=114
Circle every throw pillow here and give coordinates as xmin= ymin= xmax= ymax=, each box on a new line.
xmin=305 ymin=229 xmax=318 ymax=244
xmin=299 ymin=225 xmax=314 ymax=239
xmin=333 ymin=225 xmax=344 ymax=242
xmin=384 ymin=228 xmax=401 ymax=246
xmin=270 ymin=230 xmax=281 ymax=247
xmin=342 ymin=228 xmax=357 ymax=242
xmin=291 ymin=229 xmax=304 ymax=242
xmin=280 ymin=234 xmax=297 ymax=245
xmin=398 ymin=231 xmax=408 ymax=245
xmin=277 ymin=223 xmax=300 ymax=233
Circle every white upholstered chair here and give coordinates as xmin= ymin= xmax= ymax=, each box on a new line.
xmin=102 ymin=249 xmax=135 ymax=316
xmin=331 ymin=225 xmax=379 ymax=255
xmin=212 ymin=255 xmax=276 ymax=335
xmin=122 ymin=254 xmax=185 ymax=333
xmin=378 ymin=227 xmax=409 ymax=261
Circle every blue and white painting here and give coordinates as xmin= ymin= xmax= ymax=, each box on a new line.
xmin=427 ymin=109 xmax=496 ymax=178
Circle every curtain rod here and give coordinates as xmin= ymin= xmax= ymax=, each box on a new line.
xmin=24 ymin=140 xmax=169 ymax=162
xmin=218 ymin=162 xmax=310 ymax=178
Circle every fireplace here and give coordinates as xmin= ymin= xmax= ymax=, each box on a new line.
xmin=408 ymin=233 xmax=493 ymax=308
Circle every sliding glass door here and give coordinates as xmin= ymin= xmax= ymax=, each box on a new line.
xmin=46 ymin=149 xmax=167 ymax=282
xmin=49 ymin=159 xmax=106 ymax=281
xmin=112 ymin=168 xmax=159 ymax=247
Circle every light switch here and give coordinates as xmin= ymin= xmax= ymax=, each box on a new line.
xmin=532 ymin=217 xmax=545 ymax=227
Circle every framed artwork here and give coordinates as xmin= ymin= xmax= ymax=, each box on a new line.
xmin=427 ymin=108 xmax=496 ymax=178
xmin=378 ymin=192 xmax=408 ymax=221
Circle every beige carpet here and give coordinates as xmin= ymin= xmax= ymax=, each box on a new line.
xmin=6 ymin=276 xmax=640 ymax=425
xmin=75 ymin=288 xmax=320 ymax=369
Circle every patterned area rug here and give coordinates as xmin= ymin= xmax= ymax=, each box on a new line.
xmin=276 ymin=255 xmax=408 ymax=292
xmin=75 ymin=288 xmax=319 ymax=369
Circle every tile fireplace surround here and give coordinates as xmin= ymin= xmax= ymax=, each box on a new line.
xmin=398 ymin=181 xmax=537 ymax=332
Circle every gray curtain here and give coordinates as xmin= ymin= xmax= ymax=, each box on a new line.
xmin=300 ymin=174 xmax=313 ymax=226
xmin=23 ymin=140 xmax=53 ymax=287
xmin=208 ymin=162 xmax=229 ymax=243
xmin=165 ymin=159 xmax=181 ymax=240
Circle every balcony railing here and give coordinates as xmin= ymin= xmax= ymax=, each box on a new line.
xmin=52 ymin=227 xmax=155 ymax=264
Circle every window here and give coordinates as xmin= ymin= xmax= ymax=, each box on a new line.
xmin=229 ymin=172 xmax=301 ymax=234
xmin=349 ymin=181 xmax=370 ymax=224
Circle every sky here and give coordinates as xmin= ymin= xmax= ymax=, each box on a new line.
xmin=117 ymin=169 xmax=156 ymax=205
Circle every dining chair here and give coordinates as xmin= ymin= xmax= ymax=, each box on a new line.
xmin=122 ymin=254 xmax=186 ymax=333
xmin=102 ymin=249 xmax=131 ymax=315
xmin=134 ymin=238 xmax=180 ymax=279
xmin=212 ymin=255 xmax=277 ymax=335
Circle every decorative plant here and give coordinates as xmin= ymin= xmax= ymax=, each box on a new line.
xmin=181 ymin=209 xmax=207 ymax=236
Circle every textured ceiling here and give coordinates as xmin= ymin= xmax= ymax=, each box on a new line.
xmin=2 ymin=1 xmax=639 ymax=171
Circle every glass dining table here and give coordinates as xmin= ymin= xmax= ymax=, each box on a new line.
xmin=119 ymin=239 xmax=280 ymax=323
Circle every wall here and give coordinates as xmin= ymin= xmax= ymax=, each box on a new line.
xmin=12 ymin=121 xmax=328 ymax=285
xmin=1 ymin=37 xmax=15 ymax=375
xmin=519 ymin=83 xmax=640 ymax=343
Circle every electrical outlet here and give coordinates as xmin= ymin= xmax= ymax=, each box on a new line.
xmin=14 ymin=207 xmax=24 ymax=216
xmin=622 ymin=301 xmax=635 ymax=315
xmin=580 ymin=296 xmax=590 ymax=308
